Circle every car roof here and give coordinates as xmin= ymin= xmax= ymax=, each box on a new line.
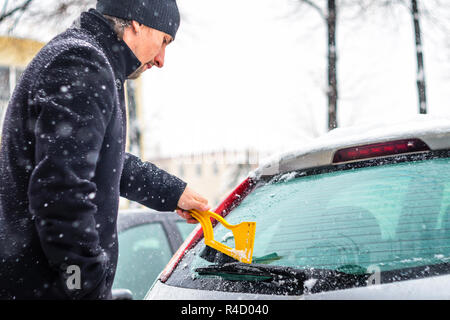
xmin=253 ymin=115 xmax=450 ymax=178
xmin=117 ymin=208 xmax=183 ymax=232
xmin=117 ymin=208 xmax=187 ymax=253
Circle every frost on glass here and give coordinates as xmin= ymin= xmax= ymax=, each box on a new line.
xmin=113 ymin=223 xmax=173 ymax=300
xmin=191 ymin=157 xmax=450 ymax=275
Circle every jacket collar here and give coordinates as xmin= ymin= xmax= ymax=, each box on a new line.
xmin=77 ymin=9 xmax=141 ymax=81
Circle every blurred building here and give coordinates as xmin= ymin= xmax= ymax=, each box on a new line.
xmin=0 ymin=36 xmax=44 ymax=129
xmin=148 ymin=149 xmax=265 ymax=208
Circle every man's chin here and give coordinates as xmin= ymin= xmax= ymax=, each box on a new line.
xmin=127 ymin=65 xmax=146 ymax=80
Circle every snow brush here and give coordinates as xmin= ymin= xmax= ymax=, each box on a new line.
xmin=189 ymin=209 xmax=256 ymax=264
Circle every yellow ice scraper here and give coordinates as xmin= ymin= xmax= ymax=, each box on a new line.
xmin=189 ymin=209 xmax=256 ymax=264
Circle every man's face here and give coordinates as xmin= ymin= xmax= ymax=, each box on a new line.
xmin=125 ymin=22 xmax=173 ymax=80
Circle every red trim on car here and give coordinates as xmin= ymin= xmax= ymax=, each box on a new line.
xmin=159 ymin=176 xmax=256 ymax=283
xmin=332 ymin=139 xmax=430 ymax=163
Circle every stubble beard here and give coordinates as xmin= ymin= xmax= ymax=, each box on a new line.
xmin=127 ymin=63 xmax=147 ymax=80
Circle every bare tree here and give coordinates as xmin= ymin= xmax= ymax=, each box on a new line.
xmin=0 ymin=0 xmax=94 ymax=20
xmin=299 ymin=0 xmax=339 ymax=131
xmin=1 ymin=0 xmax=95 ymax=33
xmin=367 ymin=0 xmax=450 ymax=114
xmin=353 ymin=0 xmax=439 ymax=114
xmin=295 ymin=0 xmax=449 ymax=128
xmin=0 ymin=0 xmax=33 ymax=24
xmin=410 ymin=0 xmax=427 ymax=114
xmin=368 ymin=0 xmax=428 ymax=113
xmin=326 ymin=0 xmax=338 ymax=129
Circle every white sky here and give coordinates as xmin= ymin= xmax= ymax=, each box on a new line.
xmin=141 ymin=0 xmax=450 ymax=158
xmin=2 ymin=0 xmax=449 ymax=159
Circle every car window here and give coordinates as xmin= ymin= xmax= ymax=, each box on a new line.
xmin=175 ymin=220 xmax=197 ymax=240
xmin=189 ymin=157 xmax=450 ymax=275
xmin=113 ymin=223 xmax=172 ymax=299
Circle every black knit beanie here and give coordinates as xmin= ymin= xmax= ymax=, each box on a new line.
xmin=96 ymin=0 xmax=180 ymax=39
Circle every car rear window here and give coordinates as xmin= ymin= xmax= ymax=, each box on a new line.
xmin=176 ymin=156 xmax=450 ymax=284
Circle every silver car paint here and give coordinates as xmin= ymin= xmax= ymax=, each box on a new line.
xmin=146 ymin=274 xmax=450 ymax=300
xmin=146 ymin=116 xmax=450 ymax=300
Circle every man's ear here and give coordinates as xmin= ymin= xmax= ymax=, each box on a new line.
xmin=131 ymin=20 xmax=142 ymax=34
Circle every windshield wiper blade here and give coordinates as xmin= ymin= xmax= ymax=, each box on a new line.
xmin=196 ymin=262 xmax=292 ymax=276
xmin=196 ymin=263 xmax=270 ymax=281
xmin=195 ymin=262 xmax=306 ymax=282
xmin=195 ymin=262 xmax=371 ymax=293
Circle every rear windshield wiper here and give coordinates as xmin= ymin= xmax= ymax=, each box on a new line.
xmin=195 ymin=262 xmax=302 ymax=282
xmin=195 ymin=262 xmax=371 ymax=294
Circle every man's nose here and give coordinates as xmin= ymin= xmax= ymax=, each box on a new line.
xmin=154 ymin=48 xmax=165 ymax=68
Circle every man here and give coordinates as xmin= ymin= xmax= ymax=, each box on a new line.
xmin=0 ymin=0 xmax=209 ymax=299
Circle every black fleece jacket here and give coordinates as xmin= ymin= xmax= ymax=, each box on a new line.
xmin=0 ymin=9 xmax=187 ymax=299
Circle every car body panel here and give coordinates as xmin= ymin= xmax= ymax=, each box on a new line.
xmin=257 ymin=116 xmax=450 ymax=177
xmin=146 ymin=116 xmax=450 ymax=300
xmin=147 ymin=273 xmax=450 ymax=300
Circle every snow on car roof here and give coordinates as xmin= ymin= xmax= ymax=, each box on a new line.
xmin=253 ymin=114 xmax=450 ymax=178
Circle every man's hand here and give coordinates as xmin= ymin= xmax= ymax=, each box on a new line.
xmin=176 ymin=186 xmax=211 ymax=224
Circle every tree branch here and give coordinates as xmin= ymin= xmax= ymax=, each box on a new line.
xmin=0 ymin=0 xmax=33 ymax=24
xmin=300 ymin=0 xmax=326 ymax=19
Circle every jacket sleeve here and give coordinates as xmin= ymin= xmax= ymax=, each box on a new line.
xmin=120 ymin=153 xmax=187 ymax=212
xmin=27 ymin=46 xmax=114 ymax=299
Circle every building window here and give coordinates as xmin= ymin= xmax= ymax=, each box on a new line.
xmin=0 ymin=67 xmax=10 ymax=100
xmin=0 ymin=66 xmax=10 ymax=129
xmin=212 ymin=162 xmax=219 ymax=176
xmin=178 ymin=164 xmax=185 ymax=178
xmin=125 ymin=80 xmax=141 ymax=157
xmin=196 ymin=164 xmax=202 ymax=177
xmin=0 ymin=66 xmax=24 ymax=131
xmin=15 ymin=68 xmax=24 ymax=85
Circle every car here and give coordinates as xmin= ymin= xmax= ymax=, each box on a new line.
xmin=111 ymin=208 xmax=196 ymax=300
xmin=145 ymin=115 xmax=450 ymax=300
